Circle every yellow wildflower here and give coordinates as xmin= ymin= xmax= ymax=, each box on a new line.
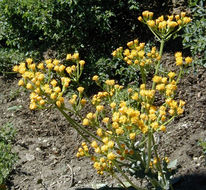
xmin=129 ymin=133 xmax=136 ymax=140
xmin=77 ymin=87 xmax=84 ymax=93
xmin=18 ymin=79 xmax=24 ymax=86
xmin=107 ymin=152 xmax=116 ymax=160
xmin=185 ymin=57 xmax=192 ymax=64
xmin=82 ymin=118 xmax=90 ymax=126
xmin=168 ymin=72 xmax=176 ymax=78
xmin=91 ymin=141 xmax=98 ymax=148
xmin=97 ymin=128 xmax=103 ymax=137
xmin=79 ymin=60 xmax=85 ymax=67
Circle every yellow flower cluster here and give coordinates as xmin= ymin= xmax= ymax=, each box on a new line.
xmin=138 ymin=11 xmax=191 ymax=37
xmin=175 ymin=52 xmax=192 ymax=66
xmin=77 ymin=131 xmax=118 ymax=175
xmin=76 ymin=142 xmax=89 ymax=157
xmin=91 ymin=79 xmax=123 ymax=105
xmin=152 ymin=74 xmax=177 ymax=96
xmin=112 ymin=39 xmax=160 ymax=67
xmin=13 ymin=54 xmax=86 ymax=110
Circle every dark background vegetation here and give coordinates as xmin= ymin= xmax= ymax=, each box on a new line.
xmin=0 ymin=0 xmax=205 ymax=83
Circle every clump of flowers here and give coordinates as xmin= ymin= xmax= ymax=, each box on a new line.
xmin=13 ymin=11 xmax=192 ymax=190
xmin=13 ymin=53 xmax=86 ymax=110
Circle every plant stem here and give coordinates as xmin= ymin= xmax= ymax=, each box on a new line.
xmin=151 ymin=134 xmax=167 ymax=186
xmin=176 ymin=66 xmax=183 ymax=84
xmin=145 ymin=131 xmax=152 ymax=173
xmin=152 ymin=39 xmax=165 ymax=90
xmin=162 ymin=115 xmax=175 ymax=126
xmin=113 ymin=161 xmax=146 ymax=190
xmin=140 ymin=66 xmax=146 ymax=84
xmin=112 ymin=172 xmax=129 ymax=190
xmin=56 ymin=105 xmax=102 ymax=143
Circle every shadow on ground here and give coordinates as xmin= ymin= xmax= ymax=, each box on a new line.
xmin=74 ymin=170 xmax=206 ymax=190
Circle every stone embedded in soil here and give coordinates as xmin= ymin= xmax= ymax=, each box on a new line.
xmin=25 ymin=153 xmax=35 ymax=161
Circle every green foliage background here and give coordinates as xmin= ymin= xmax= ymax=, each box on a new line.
xmin=0 ymin=0 xmax=172 ymax=78
xmin=0 ymin=123 xmax=18 ymax=185
xmin=182 ymin=0 xmax=206 ymax=67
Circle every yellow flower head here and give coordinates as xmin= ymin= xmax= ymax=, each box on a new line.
xmin=66 ymin=54 xmax=72 ymax=60
xmin=116 ymin=127 xmax=124 ymax=135
xmin=73 ymin=52 xmax=79 ymax=60
xmin=147 ymin=20 xmax=155 ymax=27
xmin=26 ymin=83 xmax=33 ymax=90
xmin=97 ymin=128 xmax=103 ymax=137
xmin=79 ymin=60 xmax=85 ymax=67
xmin=30 ymin=102 xmax=37 ymax=110
xmin=56 ymin=100 xmax=62 ymax=107
xmin=92 ymin=75 xmax=99 ymax=81
xmin=142 ymin=10 xmax=149 ymax=18
xmin=37 ymin=63 xmax=44 ymax=70
xmin=160 ymin=125 xmax=166 ymax=132
xmin=51 ymin=79 xmax=58 ymax=87
xmin=26 ymin=58 xmax=33 ymax=65
xmin=129 ymin=133 xmax=136 ymax=140
xmin=102 ymin=117 xmax=109 ymax=124
xmin=107 ymin=152 xmax=116 ymax=160
xmin=53 ymin=59 xmax=60 ymax=65
xmin=82 ymin=118 xmax=90 ymax=126
xmin=185 ymin=57 xmax=192 ymax=64
xmin=54 ymin=87 xmax=61 ymax=93
xmin=105 ymin=80 xmax=115 ymax=86
xmin=96 ymin=105 xmax=104 ymax=112
xmin=107 ymin=141 xmax=115 ymax=148
xmin=13 ymin=65 xmax=19 ymax=72
xmin=168 ymin=72 xmax=176 ymax=79
xmin=131 ymin=92 xmax=138 ymax=100
xmin=152 ymin=75 xmax=162 ymax=83
xmin=91 ymin=141 xmax=98 ymax=148
xmin=176 ymin=57 xmax=183 ymax=66
xmin=80 ymin=98 xmax=87 ymax=105
xmin=175 ymin=52 xmax=182 ymax=58
xmin=138 ymin=16 xmax=143 ymax=22
xmin=102 ymin=137 xmax=109 ymax=144
xmin=77 ymin=87 xmax=84 ymax=93
xmin=59 ymin=64 xmax=66 ymax=72
xmin=18 ymin=79 xmax=24 ymax=86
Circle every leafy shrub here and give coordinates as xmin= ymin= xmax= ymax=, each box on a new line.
xmin=182 ymin=0 xmax=206 ymax=67
xmin=0 ymin=48 xmax=40 ymax=74
xmin=0 ymin=0 xmax=173 ymax=75
xmin=94 ymin=58 xmax=139 ymax=86
xmin=0 ymin=123 xmax=18 ymax=185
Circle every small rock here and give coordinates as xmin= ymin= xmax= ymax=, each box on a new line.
xmin=26 ymin=153 xmax=35 ymax=161
xmin=193 ymin=157 xmax=198 ymax=161
xmin=36 ymin=147 xmax=41 ymax=152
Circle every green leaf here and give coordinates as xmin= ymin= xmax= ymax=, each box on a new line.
xmin=7 ymin=105 xmax=22 ymax=111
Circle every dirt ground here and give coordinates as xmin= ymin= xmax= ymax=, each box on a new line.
xmin=0 ymin=53 xmax=206 ymax=190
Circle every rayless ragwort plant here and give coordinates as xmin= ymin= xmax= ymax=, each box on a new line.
xmin=13 ymin=11 xmax=192 ymax=190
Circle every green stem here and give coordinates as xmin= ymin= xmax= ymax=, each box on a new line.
xmin=176 ymin=66 xmax=183 ymax=84
xmin=151 ymin=134 xmax=167 ymax=186
xmin=170 ymin=184 xmax=175 ymax=190
xmin=162 ymin=115 xmax=175 ymax=126
xmin=112 ymin=172 xmax=129 ymax=190
xmin=140 ymin=66 xmax=146 ymax=84
xmin=56 ymin=105 xmax=102 ymax=143
xmin=152 ymin=39 xmax=165 ymax=90
xmin=113 ymin=161 xmax=145 ymax=190
xmin=148 ymin=26 xmax=161 ymax=41
xmin=145 ymin=131 xmax=152 ymax=173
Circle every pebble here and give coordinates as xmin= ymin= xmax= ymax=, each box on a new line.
xmin=26 ymin=153 xmax=35 ymax=161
